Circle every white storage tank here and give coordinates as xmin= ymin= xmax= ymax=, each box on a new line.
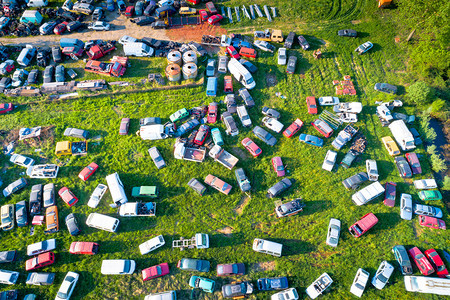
xmin=182 ymin=50 xmax=197 ymax=64
xmin=167 ymin=50 xmax=182 ymax=66
xmin=182 ymin=63 xmax=198 ymax=80
xmin=165 ymin=63 xmax=181 ymax=82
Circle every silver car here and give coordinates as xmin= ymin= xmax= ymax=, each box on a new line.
xmin=3 ymin=178 xmax=27 ymax=197
xmin=371 ymin=261 xmax=394 ymax=290
xmin=148 ymin=147 xmax=166 ymax=169
xmin=218 ymin=56 xmax=228 ymax=73
xmin=277 ymin=48 xmax=287 ymax=65
xmin=43 ymin=183 xmax=55 ymax=208
xmin=400 ymin=193 xmax=413 ymax=220
xmin=326 ymin=218 xmax=341 ymax=247
xmin=413 ymin=204 xmax=443 ymax=218
xmin=87 ymin=184 xmax=108 ymax=208
xmin=10 ymin=154 xmax=35 ymax=168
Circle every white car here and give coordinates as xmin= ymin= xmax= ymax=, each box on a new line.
xmin=253 ymin=40 xmax=275 ymax=53
xmin=318 ymin=96 xmax=339 ymax=106
xmin=322 ymin=150 xmax=337 ymax=172
xmin=27 ymin=239 xmax=56 ymax=256
xmin=271 ymin=288 xmax=299 ymax=300
xmin=88 ymin=21 xmax=110 ymax=31
xmin=262 ymin=117 xmax=284 ymax=133
xmin=237 ymin=105 xmax=252 ymax=127
xmin=139 ymin=235 xmax=165 ymax=255
xmin=220 ymin=34 xmax=232 ymax=47
xmin=376 ymin=104 xmax=393 ymax=121
xmin=11 ymin=69 xmax=28 ymax=87
xmin=333 ymin=102 xmax=362 ymax=113
xmin=413 ymin=179 xmax=437 ymax=190
xmin=372 ymin=261 xmax=394 ymax=290
xmin=350 ymin=268 xmax=370 ymax=297
xmin=337 ymin=112 xmax=357 ymax=123
xmin=306 ymin=273 xmax=333 ymax=299
xmin=87 ymin=184 xmax=108 ymax=208
xmin=101 ymin=259 xmax=136 ymax=275
xmin=365 ymin=159 xmax=379 ymax=181
xmin=55 ymin=272 xmax=79 ymax=300
xmin=277 ymin=47 xmax=287 ymax=65
xmin=400 ymin=193 xmax=413 ymax=220
xmin=118 ymin=35 xmax=138 ymax=45
xmin=10 ymin=154 xmax=35 ymax=168
xmin=326 ymin=218 xmax=341 ymax=247
xmin=158 ymin=0 xmax=173 ymax=6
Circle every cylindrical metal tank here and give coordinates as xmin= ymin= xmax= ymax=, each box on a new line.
xmin=165 ymin=63 xmax=181 ymax=82
xmin=167 ymin=50 xmax=182 ymax=66
xmin=182 ymin=50 xmax=197 ymax=64
xmin=182 ymin=63 xmax=198 ymax=80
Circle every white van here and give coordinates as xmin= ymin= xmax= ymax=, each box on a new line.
xmin=101 ymin=259 xmax=135 ymax=275
xmin=139 ymin=235 xmax=165 ymax=255
xmin=0 ymin=269 xmax=19 ymax=285
xmin=17 ymin=45 xmax=36 ymax=67
xmin=228 ymin=58 xmax=255 ymax=90
xmin=252 ymin=238 xmax=283 ymax=257
xmin=86 ymin=213 xmax=120 ymax=232
xmin=138 ymin=125 xmax=168 ymax=140
xmin=27 ymin=0 xmax=48 ymax=7
xmin=105 ymin=172 xmax=128 ymax=207
xmin=123 ymin=42 xmax=154 ymax=57
xmin=144 ymin=291 xmax=176 ymax=300
xmin=237 ymin=105 xmax=252 ymax=127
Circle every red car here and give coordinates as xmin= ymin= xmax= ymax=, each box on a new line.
xmin=405 ymin=152 xmax=422 ymax=174
xmin=142 ymin=263 xmax=170 ymax=281
xmin=311 ymin=119 xmax=333 ymax=138
xmin=69 ymin=242 xmax=99 ymax=255
xmin=119 ymin=118 xmax=130 ymax=135
xmin=199 ymin=9 xmax=209 ymax=22
xmin=241 ymin=138 xmax=262 ymax=157
xmin=272 ymin=156 xmax=285 ymax=177
xmin=54 ymin=21 xmax=68 ymax=35
xmin=425 ymin=249 xmax=449 ymax=278
xmin=383 ymin=182 xmax=396 ymax=207
xmin=194 ymin=125 xmax=210 ymax=146
xmin=283 ymin=118 xmax=303 ymax=138
xmin=78 ymin=162 xmax=99 ymax=181
xmin=124 ymin=5 xmax=135 ymax=17
xmin=408 ymin=247 xmax=435 ymax=276
xmin=62 ymin=46 xmax=84 ymax=57
xmin=0 ymin=103 xmax=14 ymax=114
xmin=226 ymin=46 xmax=240 ymax=59
xmin=25 ymin=252 xmax=55 ymax=271
xmin=224 ymin=75 xmax=233 ymax=93
xmin=306 ymin=96 xmax=318 ymax=114
xmin=58 ymin=187 xmax=79 ymax=207
xmin=207 ymin=14 xmax=223 ymax=25
xmin=207 ymin=102 xmax=218 ymax=124
xmin=419 ymin=215 xmax=446 ymax=230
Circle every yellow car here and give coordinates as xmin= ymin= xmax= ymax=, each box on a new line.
xmin=179 ymin=7 xmax=196 ymax=15
xmin=1 ymin=204 xmax=14 ymax=231
xmin=381 ymin=136 xmax=400 ymax=156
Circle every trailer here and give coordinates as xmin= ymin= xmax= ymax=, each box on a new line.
xmin=208 ymin=145 xmax=239 ymax=170
xmin=168 ymin=16 xmax=200 ymax=27
xmin=201 ymin=35 xmax=221 ymax=46
xmin=404 ymin=276 xmax=450 ymax=296
xmin=172 ymin=233 xmax=209 ymax=250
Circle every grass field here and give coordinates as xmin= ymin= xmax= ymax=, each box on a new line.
xmin=0 ymin=0 xmax=448 ymax=299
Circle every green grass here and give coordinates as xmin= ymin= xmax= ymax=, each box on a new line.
xmin=0 ymin=0 xmax=448 ymax=299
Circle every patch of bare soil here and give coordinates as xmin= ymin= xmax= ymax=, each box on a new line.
xmin=217 ymin=226 xmax=233 ymax=236
xmin=166 ymin=22 xmax=227 ymax=43
xmin=234 ymin=194 xmax=250 ymax=215
xmin=250 ymin=261 xmax=276 ymax=272
xmin=266 ymin=73 xmax=277 ymax=87
xmin=231 ymin=147 xmax=249 ymax=160
xmin=112 ymin=105 xmax=123 ymax=116
xmin=351 ymin=20 xmax=362 ymax=24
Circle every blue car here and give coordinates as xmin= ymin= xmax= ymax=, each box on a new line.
xmin=299 ymin=134 xmax=323 ymax=147
xmin=176 ymin=119 xmax=200 ymax=137
xmin=257 ymin=277 xmax=288 ymax=291
xmin=106 ymin=0 xmax=115 ymax=11
xmin=211 ymin=128 xmax=224 ymax=146
xmin=189 ymin=276 xmax=215 ymax=293
xmin=135 ymin=1 xmax=144 ymax=16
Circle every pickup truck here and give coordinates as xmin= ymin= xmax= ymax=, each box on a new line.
xmin=332 ymin=125 xmax=358 ymax=150
xmin=172 ymin=233 xmax=209 ymax=250
xmin=118 ymin=202 xmax=156 ymax=217
xmin=208 ymin=145 xmax=239 ymax=170
xmin=87 ymin=43 xmax=116 ymax=60
xmin=55 ymin=141 xmax=87 ymax=156
xmin=174 ymin=140 xmax=206 ymax=162
xmin=84 ymin=60 xmax=126 ymax=77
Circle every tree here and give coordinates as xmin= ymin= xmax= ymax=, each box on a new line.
xmin=407 ymin=81 xmax=434 ymax=105
xmin=443 ymin=176 xmax=450 ymax=191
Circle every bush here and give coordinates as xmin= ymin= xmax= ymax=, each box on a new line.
xmin=443 ymin=176 xmax=450 ymax=191
xmin=420 ymin=115 xmax=437 ymax=143
xmin=431 ymin=154 xmax=446 ymax=173
xmin=429 ymin=99 xmax=447 ymax=113
xmin=407 ymin=81 xmax=434 ymax=105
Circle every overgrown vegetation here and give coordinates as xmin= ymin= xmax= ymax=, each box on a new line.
xmin=0 ymin=0 xmax=448 ymax=299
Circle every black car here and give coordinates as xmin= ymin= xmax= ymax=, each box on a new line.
xmin=92 ymin=7 xmax=104 ymax=21
xmin=338 ymin=29 xmax=357 ymax=37
xmin=0 ymin=250 xmax=16 ymax=263
xmin=29 ymin=184 xmax=43 ymax=216
xmin=187 ymin=178 xmax=206 ymax=196
xmin=65 ymin=213 xmax=81 ymax=236
xmin=286 ymin=55 xmax=297 ymax=74
xmin=0 ymin=289 xmax=18 ymax=300
xmin=27 ymin=69 xmax=39 ymax=84
xmin=67 ymin=21 xmax=84 ymax=32
xmin=15 ymin=200 xmax=28 ymax=227
xmin=131 ymin=16 xmax=155 ymax=26
xmin=51 ymin=47 xmax=62 ymax=63
xmin=395 ymin=156 xmax=412 ymax=178
xmin=56 ymin=8 xmax=79 ymax=22
xmin=144 ymin=3 xmax=156 ymax=16
xmin=238 ymin=88 xmax=255 ymax=107
xmin=141 ymin=37 xmax=161 ymax=48
xmin=239 ymin=58 xmax=257 ymax=73
xmin=43 ymin=65 xmax=55 ymax=84
xmin=284 ymin=31 xmax=295 ymax=49
xmin=342 ymin=172 xmax=369 ymax=190
xmin=374 ymin=83 xmax=397 ymax=94
xmin=151 ymin=20 xmax=167 ymax=29
xmin=36 ymin=48 xmax=50 ymax=67
xmin=0 ymin=77 xmax=12 ymax=91
xmin=267 ymin=178 xmax=293 ymax=198
xmin=297 ymin=35 xmax=310 ymax=50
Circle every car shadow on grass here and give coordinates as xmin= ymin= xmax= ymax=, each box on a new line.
xmin=272 ymin=238 xmax=315 ymax=256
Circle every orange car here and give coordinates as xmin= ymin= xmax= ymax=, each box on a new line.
xmin=204 ymin=174 xmax=232 ymax=195
xmin=45 ymin=205 xmax=59 ymax=233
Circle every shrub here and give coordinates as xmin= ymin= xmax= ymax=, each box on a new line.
xmin=420 ymin=115 xmax=437 ymax=143
xmin=407 ymin=81 xmax=434 ymax=105
xmin=443 ymin=176 xmax=450 ymax=191
xmin=429 ymin=99 xmax=446 ymax=113
xmin=430 ymin=154 xmax=446 ymax=173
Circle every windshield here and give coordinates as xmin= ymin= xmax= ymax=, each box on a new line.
xmin=246 ymin=78 xmax=254 ymax=85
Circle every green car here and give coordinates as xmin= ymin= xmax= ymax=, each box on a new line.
xmin=189 ymin=276 xmax=215 ymax=293
xmin=170 ymin=108 xmax=189 ymax=122
xmin=418 ymin=190 xmax=442 ymax=201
